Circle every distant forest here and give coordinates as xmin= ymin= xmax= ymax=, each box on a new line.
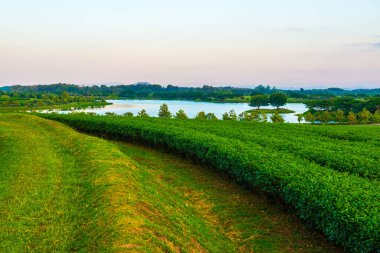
xmin=1 ymin=83 xmax=380 ymax=102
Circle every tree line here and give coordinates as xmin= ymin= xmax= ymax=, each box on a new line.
xmin=101 ymin=103 xmax=286 ymax=123
xmin=0 ymin=91 xmax=105 ymax=107
xmin=300 ymin=108 xmax=380 ymax=124
xmin=2 ymin=83 xmax=379 ymax=102
xmin=249 ymin=92 xmax=288 ymax=109
xmin=304 ymin=96 xmax=380 ymax=114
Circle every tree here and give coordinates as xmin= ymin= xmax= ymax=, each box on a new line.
xmin=205 ymin=113 xmax=218 ymax=120
xmin=0 ymin=95 xmax=10 ymax=101
xmin=297 ymin=114 xmax=303 ymax=124
xmin=357 ymin=108 xmax=371 ymax=124
xmin=238 ymin=112 xmax=245 ymax=121
xmin=318 ymin=111 xmax=331 ymax=124
xmin=137 ymin=109 xmax=149 ymax=117
xmin=335 ymin=109 xmax=345 ymax=123
xmin=249 ymin=94 xmax=269 ymax=109
xmin=260 ymin=112 xmax=268 ymax=123
xmin=62 ymin=91 xmax=70 ymax=101
xmin=195 ymin=111 xmax=206 ymax=120
xmin=370 ymin=110 xmax=380 ymax=124
xmin=304 ymin=112 xmax=315 ymax=123
xmin=269 ymin=93 xmax=288 ymax=109
xmin=228 ymin=109 xmax=237 ymax=120
xmin=347 ymin=112 xmax=357 ymax=124
xmin=175 ymin=109 xmax=188 ymax=119
xmin=239 ymin=112 xmax=254 ymax=121
xmin=158 ymin=103 xmax=172 ymax=118
xmin=251 ymin=111 xmax=260 ymax=122
xmin=271 ymin=111 xmax=285 ymax=123
xmin=222 ymin=112 xmax=230 ymax=120
xmin=123 ymin=112 xmax=134 ymax=117
xmin=222 ymin=110 xmax=237 ymax=120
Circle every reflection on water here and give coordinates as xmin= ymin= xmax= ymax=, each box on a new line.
xmin=49 ymin=100 xmax=308 ymax=123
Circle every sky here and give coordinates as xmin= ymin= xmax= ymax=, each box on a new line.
xmin=0 ymin=0 xmax=379 ymax=88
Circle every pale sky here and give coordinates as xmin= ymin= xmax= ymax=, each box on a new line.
xmin=0 ymin=0 xmax=379 ymax=88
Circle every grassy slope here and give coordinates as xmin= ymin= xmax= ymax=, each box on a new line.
xmin=0 ymin=114 xmax=339 ymax=252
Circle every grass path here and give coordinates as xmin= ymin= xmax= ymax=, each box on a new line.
xmin=115 ymin=142 xmax=340 ymax=253
xmin=0 ymin=114 xmax=339 ymax=252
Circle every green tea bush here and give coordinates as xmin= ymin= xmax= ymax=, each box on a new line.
xmin=38 ymin=113 xmax=380 ymax=252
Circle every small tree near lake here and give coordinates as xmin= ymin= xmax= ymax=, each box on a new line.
xmin=318 ymin=111 xmax=331 ymax=124
xmin=158 ymin=103 xmax=172 ymax=118
xmin=175 ymin=109 xmax=188 ymax=119
xmin=260 ymin=112 xmax=268 ymax=123
xmin=304 ymin=112 xmax=315 ymax=123
xmin=371 ymin=110 xmax=380 ymax=124
xmin=249 ymin=94 xmax=269 ymax=109
xmin=297 ymin=114 xmax=303 ymax=124
xmin=335 ymin=109 xmax=345 ymax=123
xmin=123 ymin=112 xmax=134 ymax=117
xmin=222 ymin=112 xmax=230 ymax=120
xmin=137 ymin=109 xmax=149 ymax=117
xmin=347 ymin=112 xmax=357 ymax=124
xmin=206 ymin=113 xmax=218 ymax=120
xmin=195 ymin=111 xmax=206 ymax=120
xmin=358 ymin=108 xmax=371 ymax=124
xmin=269 ymin=93 xmax=288 ymax=109
xmin=270 ymin=111 xmax=285 ymax=123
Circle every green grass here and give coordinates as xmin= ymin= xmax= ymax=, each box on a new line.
xmin=245 ymin=108 xmax=295 ymax=114
xmin=0 ymin=114 xmax=340 ymax=252
xmin=37 ymin=113 xmax=379 ymax=252
xmin=115 ymin=141 xmax=339 ymax=252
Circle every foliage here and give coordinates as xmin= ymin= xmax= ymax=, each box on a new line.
xmin=0 ymin=92 xmax=106 ymax=109
xmin=175 ymin=109 xmax=188 ymax=119
xmin=318 ymin=111 xmax=331 ymax=124
xmin=123 ymin=112 xmax=134 ymax=117
xmin=357 ymin=108 xmax=371 ymax=124
xmin=222 ymin=110 xmax=238 ymax=120
xmin=194 ymin=111 xmax=206 ymax=120
xmin=303 ymin=108 xmax=380 ymax=125
xmin=297 ymin=114 xmax=303 ymax=123
xmin=269 ymin=93 xmax=288 ymax=109
xmin=249 ymin=94 xmax=269 ymax=109
xmin=5 ymin=114 xmax=337 ymax=252
xmin=305 ymin=96 xmax=380 ymax=114
xmin=245 ymin=108 xmax=294 ymax=114
xmin=371 ymin=110 xmax=380 ymax=123
xmin=347 ymin=112 xmax=357 ymax=125
xmin=38 ymin=113 xmax=380 ymax=252
xmin=260 ymin=112 xmax=268 ymax=123
xmin=158 ymin=104 xmax=172 ymax=118
xmin=270 ymin=111 xmax=285 ymax=123
xmin=137 ymin=109 xmax=149 ymax=117
xmin=222 ymin=112 xmax=229 ymax=120
xmin=205 ymin=112 xmax=218 ymax=120
xmin=4 ymin=83 xmax=380 ymax=103
xmin=334 ymin=109 xmax=345 ymax=123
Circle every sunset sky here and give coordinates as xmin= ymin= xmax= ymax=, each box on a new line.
xmin=0 ymin=0 xmax=379 ymax=88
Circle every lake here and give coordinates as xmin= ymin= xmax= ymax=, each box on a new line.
xmin=52 ymin=100 xmax=307 ymax=123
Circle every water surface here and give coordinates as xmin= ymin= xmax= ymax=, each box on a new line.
xmin=51 ymin=100 xmax=307 ymax=123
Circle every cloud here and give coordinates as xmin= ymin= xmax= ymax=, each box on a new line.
xmin=373 ymin=42 xmax=380 ymax=48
